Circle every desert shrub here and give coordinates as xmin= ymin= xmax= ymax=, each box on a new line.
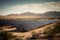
xmin=0 ymin=31 xmax=16 ymax=40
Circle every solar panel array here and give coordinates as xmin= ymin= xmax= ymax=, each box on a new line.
xmin=0 ymin=19 xmax=58 ymax=32
xmin=15 ymin=19 xmax=58 ymax=32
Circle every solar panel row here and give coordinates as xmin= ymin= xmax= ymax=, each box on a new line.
xmin=15 ymin=19 xmax=58 ymax=32
xmin=0 ymin=19 xmax=58 ymax=32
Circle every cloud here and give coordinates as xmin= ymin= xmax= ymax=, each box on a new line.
xmin=12 ymin=4 xmax=49 ymax=13
xmin=0 ymin=1 xmax=60 ymax=16
xmin=11 ymin=1 xmax=60 ymax=14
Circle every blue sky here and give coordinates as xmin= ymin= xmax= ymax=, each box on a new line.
xmin=0 ymin=0 xmax=60 ymax=16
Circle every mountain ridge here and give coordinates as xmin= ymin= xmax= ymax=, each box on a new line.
xmin=1 ymin=11 xmax=60 ymax=17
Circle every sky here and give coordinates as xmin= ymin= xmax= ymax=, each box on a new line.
xmin=0 ymin=0 xmax=60 ymax=16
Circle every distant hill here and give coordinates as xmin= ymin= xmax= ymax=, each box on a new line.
xmin=20 ymin=12 xmax=38 ymax=16
xmin=0 ymin=11 xmax=60 ymax=19
xmin=7 ymin=14 xmax=20 ymax=16
xmin=7 ymin=12 xmax=38 ymax=16
xmin=7 ymin=11 xmax=60 ymax=17
xmin=43 ymin=11 xmax=60 ymax=17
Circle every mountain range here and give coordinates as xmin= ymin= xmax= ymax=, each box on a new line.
xmin=7 ymin=11 xmax=60 ymax=17
xmin=0 ymin=11 xmax=60 ymax=19
xmin=7 ymin=12 xmax=38 ymax=16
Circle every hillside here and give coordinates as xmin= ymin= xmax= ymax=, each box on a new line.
xmin=0 ymin=11 xmax=60 ymax=19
